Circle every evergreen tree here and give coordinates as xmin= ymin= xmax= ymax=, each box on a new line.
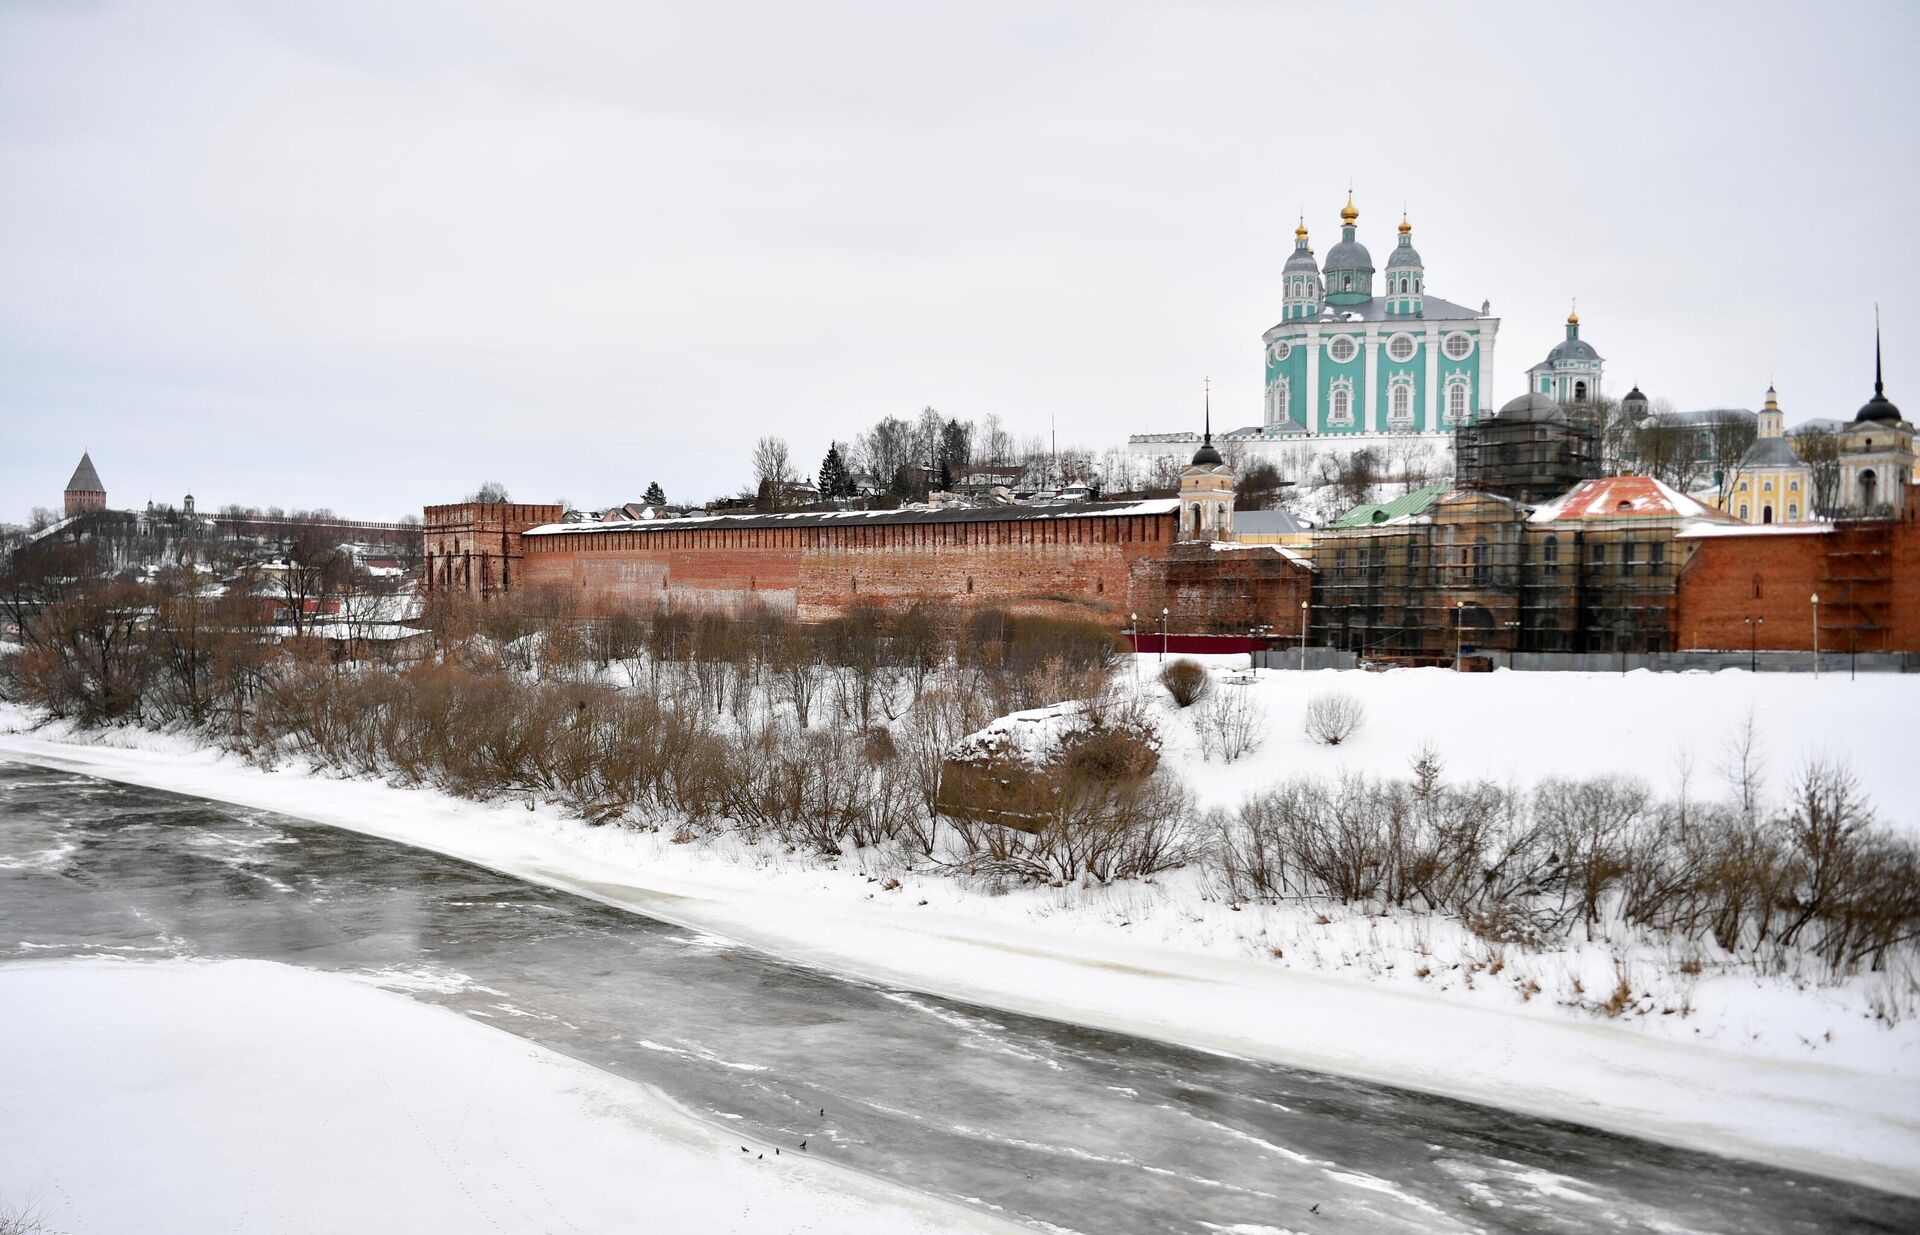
xmin=643 ymin=481 xmax=666 ymax=506
xmin=818 ymin=445 xmax=852 ymax=501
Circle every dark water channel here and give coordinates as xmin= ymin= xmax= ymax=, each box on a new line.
xmin=1 ymin=761 xmax=1913 ymax=1234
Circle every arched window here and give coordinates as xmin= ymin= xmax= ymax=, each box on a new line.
xmin=1739 ymin=504 xmax=1748 ymax=519
xmin=1343 ymin=274 xmax=1353 ymax=289
xmin=1446 ymin=380 xmax=1468 ymax=423
xmin=1471 ymin=536 xmax=1489 ymax=585
xmin=1788 ymin=504 xmax=1799 ymax=520
xmin=1328 ymin=382 xmax=1353 ymax=426
xmin=1762 ymin=505 xmax=1774 ymax=524
xmin=1389 ymin=382 xmax=1413 ymax=424
xmin=1190 ymin=503 xmax=1204 ymax=530
xmin=1752 ymin=575 xmax=1763 ymax=600
xmin=1860 ymin=469 xmax=1878 ymax=509
xmin=1573 ymin=380 xmax=1588 ymax=401
xmin=1543 ymin=534 xmax=1560 ymax=578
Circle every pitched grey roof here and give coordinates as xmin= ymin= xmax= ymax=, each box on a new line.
xmin=1234 ymin=508 xmax=1308 ymax=535
xmin=65 ymin=452 xmax=103 ymax=493
xmin=1739 ymin=437 xmax=1804 ymax=468
xmin=1262 ymin=293 xmax=1485 ymax=333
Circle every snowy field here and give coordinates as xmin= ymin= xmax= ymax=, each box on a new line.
xmin=0 ymin=957 xmax=1025 ymax=1235
xmin=3 ymin=664 xmax=1918 ymax=1197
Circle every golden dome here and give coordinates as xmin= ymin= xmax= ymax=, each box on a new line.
xmin=1567 ymin=302 xmax=1580 ymax=325
xmin=1398 ymin=211 xmax=1411 ymax=236
xmin=1339 ymin=191 xmax=1358 ymax=226
xmin=1295 ymin=214 xmax=1308 ymax=241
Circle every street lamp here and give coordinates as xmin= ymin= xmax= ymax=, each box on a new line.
xmin=1299 ymin=599 xmax=1309 ymax=672
xmin=1129 ymin=612 xmax=1140 ymax=681
xmin=1159 ymin=607 xmax=1169 ymax=664
xmin=1454 ymin=600 xmax=1465 ymax=671
xmin=1810 ymin=594 xmax=1819 ymax=678
xmin=1744 ymin=615 xmax=1764 ymax=673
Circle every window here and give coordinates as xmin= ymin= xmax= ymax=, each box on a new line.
xmin=1619 ymin=540 xmax=1635 ymax=578
xmin=1398 ymin=277 xmax=1409 ymax=294
xmin=1272 ymin=340 xmax=1291 ymax=362
xmin=1543 ymin=535 xmax=1559 ymax=578
xmin=1573 ymin=380 xmax=1589 ymax=401
xmin=1651 ymin=541 xmax=1666 ymax=573
xmin=1762 ymin=480 xmax=1773 ymax=492
xmin=1387 ymin=333 xmax=1416 ymax=362
xmin=1446 ymin=380 xmax=1469 ymax=423
xmin=1752 ymin=575 xmax=1763 ymax=600
xmin=1328 ymin=335 xmax=1358 ymax=363
xmin=1471 ymin=537 xmax=1489 ymax=585
xmin=1789 ymin=479 xmax=1799 ymax=491
xmin=1389 ymin=382 xmax=1413 ymax=424
xmin=1327 ymin=380 xmax=1354 ymax=426
xmin=1739 ymin=504 xmax=1749 ymax=518
xmin=1343 ymin=274 xmax=1353 ymax=289
xmin=1267 ymin=377 xmax=1290 ymax=425
xmin=1443 ymin=332 xmax=1473 ymax=360
xmin=1788 ymin=504 xmax=1799 ymax=519
xmin=1762 ymin=505 xmax=1774 ymax=524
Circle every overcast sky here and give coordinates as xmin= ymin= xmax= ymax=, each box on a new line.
xmin=3 ymin=0 xmax=1915 ymax=523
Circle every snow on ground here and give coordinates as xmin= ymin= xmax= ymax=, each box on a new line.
xmin=0 ymin=957 xmax=1026 ymax=1235
xmin=3 ymin=666 xmax=1919 ymax=1197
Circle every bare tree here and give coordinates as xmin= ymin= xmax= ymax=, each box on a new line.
xmin=467 ymin=481 xmax=511 ymax=503
xmin=751 ymin=436 xmax=795 ymax=511
xmin=1791 ymin=426 xmax=1842 ymax=518
xmin=1304 ymin=692 xmax=1365 ymax=745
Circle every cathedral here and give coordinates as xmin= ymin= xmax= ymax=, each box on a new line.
xmin=1261 ymin=194 xmax=1501 ymax=438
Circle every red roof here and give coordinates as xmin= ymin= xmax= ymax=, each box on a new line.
xmin=1530 ymin=476 xmax=1730 ymax=523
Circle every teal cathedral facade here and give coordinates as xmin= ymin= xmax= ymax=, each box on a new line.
xmin=1129 ymin=194 xmax=1598 ymax=464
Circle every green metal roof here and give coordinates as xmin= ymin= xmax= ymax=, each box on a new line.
xmin=1326 ymin=483 xmax=1453 ymax=529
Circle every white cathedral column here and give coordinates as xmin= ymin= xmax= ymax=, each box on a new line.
xmin=1477 ymin=321 xmax=1499 ymax=417
xmin=1423 ymin=321 xmax=1440 ymax=430
xmin=1305 ymin=327 xmax=1321 ymax=432
xmin=1364 ymin=327 xmax=1381 ymax=432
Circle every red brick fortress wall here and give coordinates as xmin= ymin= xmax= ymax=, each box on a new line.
xmin=1674 ymin=490 xmax=1919 ymax=653
xmin=518 ymin=509 xmax=1182 ymax=623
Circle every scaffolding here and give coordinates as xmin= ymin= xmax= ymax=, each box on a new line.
xmin=1309 ymin=490 xmax=1690 ymax=662
xmin=1453 ymin=412 xmax=1602 ymax=506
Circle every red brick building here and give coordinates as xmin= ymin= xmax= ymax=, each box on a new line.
xmin=63 ymin=452 xmax=106 ymax=517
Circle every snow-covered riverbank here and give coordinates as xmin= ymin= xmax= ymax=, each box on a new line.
xmin=0 ymin=957 xmax=1024 ymax=1235
xmin=3 ymin=666 xmax=1918 ymax=1197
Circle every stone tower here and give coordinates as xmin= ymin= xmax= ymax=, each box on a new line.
xmin=64 ymin=452 xmax=106 ymax=517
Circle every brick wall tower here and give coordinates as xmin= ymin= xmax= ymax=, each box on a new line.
xmin=423 ymin=501 xmax=565 ymax=599
xmin=63 ymin=452 xmax=106 ymax=517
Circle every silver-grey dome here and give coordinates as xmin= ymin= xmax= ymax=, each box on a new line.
xmin=1546 ymin=338 xmax=1601 ymax=362
xmin=1385 ymin=243 xmax=1422 ymax=269
xmin=1497 ymin=392 xmax=1568 ymax=423
xmin=1283 ymin=248 xmax=1319 ymax=274
xmin=1321 ymin=239 xmax=1373 ymax=271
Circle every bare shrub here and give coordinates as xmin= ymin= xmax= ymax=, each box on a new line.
xmin=1158 ymin=658 xmax=1209 ymax=708
xmin=1194 ymin=684 xmax=1265 ymax=763
xmin=1303 ymin=692 xmax=1364 ymax=745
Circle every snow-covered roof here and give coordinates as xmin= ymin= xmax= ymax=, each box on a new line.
xmin=1528 ymin=476 xmax=1732 ymax=524
xmin=1209 ymin=541 xmax=1314 ymax=568
xmin=525 ymin=498 xmax=1180 ymax=537
xmin=1675 ymin=522 xmax=1835 ymax=540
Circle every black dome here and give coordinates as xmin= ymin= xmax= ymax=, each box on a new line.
xmin=1191 ymin=441 xmax=1224 ymax=467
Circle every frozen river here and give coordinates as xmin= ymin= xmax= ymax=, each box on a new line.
xmin=2 ymin=761 xmax=1913 ymax=1234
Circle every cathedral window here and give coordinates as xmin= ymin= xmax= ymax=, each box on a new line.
xmin=1445 ymin=379 xmax=1469 ymax=423
xmin=1389 ymin=381 xmax=1413 ymax=424
xmin=1442 ymin=332 xmax=1473 ymax=360
xmin=1387 ymin=334 xmax=1416 ymax=362
xmin=1343 ymin=274 xmax=1352 ymax=289
xmin=1327 ymin=381 xmax=1354 ymax=426
xmin=1328 ymin=335 xmax=1357 ymax=363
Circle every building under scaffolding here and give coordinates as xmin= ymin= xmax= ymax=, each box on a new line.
xmin=1452 ymin=391 xmax=1602 ymax=505
xmin=1309 ymin=476 xmax=1736 ymax=662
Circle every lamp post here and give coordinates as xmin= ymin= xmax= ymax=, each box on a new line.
xmin=1129 ymin=612 xmax=1140 ymax=682
xmin=1745 ymin=615 xmax=1763 ymax=673
xmin=1454 ymin=600 xmax=1465 ymax=671
xmin=1299 ymin=599 xmax=1309 ymax=672
xmin=1810 ymin=594 xmax=1819 ymax=678
xmin=1159 ymin=607 xmax=1169 ymax=664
